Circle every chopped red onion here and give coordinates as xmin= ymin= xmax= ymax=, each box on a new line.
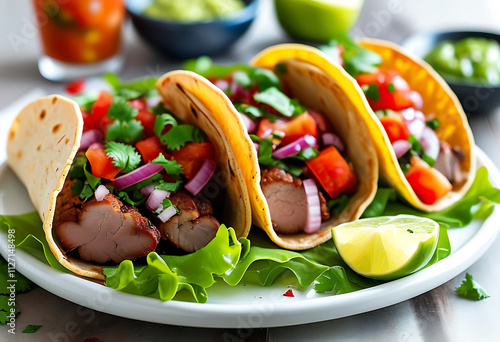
xmin=272 ymin=134 xmax=317 ymax=159
xmin=420 ymin=126 xmax=440 ymax=161
xmin=146 ymin=96 xmax=162 ymax=108
xmin=239 ymin=113 xmax=256 ymax=133
xmin=94 ymin=184 xmax=109 ymax=201
xmin=259 ymin=128 xmax=273 ymax=139
xmin=139 ymin=182 xmax=159 ymax=197
xmin=107 ymin=163 xmax=164 ymax=191
xmin=214 ymin=79 xmax=229 ymax=92
xmin=146 ymin=189 xmax=171 ymax=212
xmin=87 ymin=142 xmax=104 ymax=150
xmin=158 ymin=206 xmax=177 ymax=223
xmin=321 ymin=133 xmax=344 ymax=151
xmin=409 ymin=91 xmax=424 ymax=109
xmin=184 ymin=159 xmax=216 ymax=196
xmin=79 ymin=129 xmax=103 ymax=151
xmin=392 ymin=139 xmax=412 ymax=158
xmin=303 ymin=179 xmax=322 ymax=234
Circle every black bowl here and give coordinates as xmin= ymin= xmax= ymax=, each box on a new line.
xmin=126 ymin=0 xmax=258 ymax=60
xmin=401 ymin=30 xmax=500 ymax=114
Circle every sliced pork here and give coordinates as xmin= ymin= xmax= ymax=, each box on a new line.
xmin=57 ymin=193 xmax=160 ymax=264
xmin=434 ymin=141 xmax=466 ymax=184
xmin=158 ymin=190 xmax=219 ymax=253
xmin=260 ymin=167 xmax=309 ymax=234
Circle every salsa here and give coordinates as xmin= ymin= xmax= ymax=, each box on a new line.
xmin=143 ymin=0 xmax=245 ymax=22
xmin=425 ymin=37 xmax=500 ymax=86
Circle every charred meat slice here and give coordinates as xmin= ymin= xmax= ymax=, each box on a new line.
xmin=260 ymin=167 xmax=308 ymax=234
xmin=57 ymin=193 xmax=160 ymax=264
xmin=158 ymin=190 xmax=219 ymax=253
xmin=434 ymin=141 xmax=466 ymax=184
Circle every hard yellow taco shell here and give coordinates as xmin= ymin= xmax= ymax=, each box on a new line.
xmin=356 ymin=38 xmax=476 ymax=212
xmin=7 ymin=89 xmax=252 ymax=280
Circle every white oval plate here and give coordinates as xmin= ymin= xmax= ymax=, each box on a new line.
xmin=0 ymin=100 xmax=498 ymax=328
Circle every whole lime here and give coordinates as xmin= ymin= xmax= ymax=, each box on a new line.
xmin=274 ymin=0 xmax=364 ymax=42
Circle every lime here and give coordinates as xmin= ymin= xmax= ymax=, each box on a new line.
xmin=332 ymin=215 xmax=439 ymax=281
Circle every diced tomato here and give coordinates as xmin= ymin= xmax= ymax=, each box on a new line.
xmin=171 ymin=142 xmax=214 ymax=179
xmin=356 ymin=70 xmax=423 ymax=112
xmin=305 ymin=146 xmax=357 ymax=198
xmin=85 ymin=147 xmax=121 ymax=180
xmin=256 ymin=112 xmax=318 ymax=146
xmin=135 ymin=136 xmax=166 ymax=162
xmin=405 ymin=157 xmax=452 ymax=205
xmin=83 ymin=92 xmax=113 ymax=131
xmin=379 ymin=115 xmax=409 ymax=143
xmin=65 ymin=78 xmax=85 ymax=95
xmin=128 ymin=97 xmax=148 ymax=111
xmin=135 ymin=110 xmax=156 ymax=137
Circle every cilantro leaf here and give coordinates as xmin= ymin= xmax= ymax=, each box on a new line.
xmin=154 ymin=113 xmax=178 ymax=138
xmin=154 ymin=198 xmax=178 ymax=214
xmin=362 ymin=84 xmax=380 ymax=102
xmin=117 ymin=190 xmax=146 ymax=206
xmin=426 ymin=118 xmax=441 ymax=130
xmin=252 ymin=135 xmax=304 ymax=177
xmin=253 ymin=87 xmax=306 ymax=117
xmin=103 ymin=73 xmax=158 ymax=96
xmin=152 ymin=154 xmax=183 ymax=178
xmin=183 ymin=56 xmax=252 ymax=78
xmin=387 ymin=83 xmax=395 ymax=93
xmin=232 ymin=71 xmax=252 ymax=89
xmin=22 ymin=325 xmax=42 ymax=333
xmin=155 ymin=180 xmax=182 ymax=192
xmin=234 ymin=103 xmax=262 ymax=120
xmin=455 ymin=273 xmax=490 ymax=301
xmin=251 ymin=68 xmax=281 ymax=91
xmin=105 ymin=119 xmax=144 ymax=144
xmin=73 ymin=93 xmax=96 ymax=113
xmin=105 ymin=141 xmax=141 ymax=173
xmin=106 ymin=97 xmax=138 ymax=121
xmin=160 ymin=125 xmax=207 ymax=150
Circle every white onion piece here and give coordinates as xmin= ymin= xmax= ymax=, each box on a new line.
xmin=158 ymin=206 xmax=177 ymax=223
xmin=239 ymin=113 xmax=257 ymax=133
xmin=146 ymin=96 xmax=162 ymax=108
xmin=87 ymin=142 xmax=104 ymax=150
xmin=302 ymin=179 xmax=322 ymax=234
xmin=146 ymin=189 xmax=171 ymax=212
xmin=272 ymin=134 xmax=317 ymax=159
xmin=420 ymin=126 xmax=440 ymax=161
xmin=392 ymin=139 xmax=412 ymax=158
xmin=259 ymin=128 xmax=273 ymax=139
xmin=79 ymin=129 xmax=103 ymax=151
xmin=107 ymin=163 xmax=164 ymax=191
xmin=405 ymin=119 xmax=425 ymax=139
xmin=139 ymin=182 xmax=159 ymax=197
xmin=409 ymin=91 xmax=424 ymax=109
xmin=184 ymin=159 xmax=216 ymax=196
xmin=94 ymin=185 xmax=109 ymax=201
xmin=321 ymin=133 xmax=344 ymax=151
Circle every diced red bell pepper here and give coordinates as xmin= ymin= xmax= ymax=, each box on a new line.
xmin=83 ymin=92 xmax=113 ymax=131
xmin=305 ymin=146 xmax=357 ymax=198
xmin=65 ymin=78 xmax=85 ymax=95
xmin=405 ymin=157 xmax=452 ymax=205
xmin=135 ymin=136 xmax=166 ymax=162
xmin=85 ymin=147 xmax=121 ymax=180
xmin=171 ymin=142 xmax=214 ymax=179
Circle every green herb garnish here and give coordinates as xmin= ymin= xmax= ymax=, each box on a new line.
xmin=105 ymin=141 xmax=141 ymax=173
xmin=455 ymin=273 xmax=490 ymax=301
xmin=152 ymin=154 xmax=183 ymax=178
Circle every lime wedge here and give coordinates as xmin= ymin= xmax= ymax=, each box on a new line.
xmin=332 ymin=215 xmax=440 ymax=280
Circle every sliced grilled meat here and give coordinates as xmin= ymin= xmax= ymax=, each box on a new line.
xmin=434 ymin=141 xmax=466 ymax=184
xmin=57 ymin=193 xmax=160 ymax=264
xmin=158 ymin=190 xmax=219 ymax=253
xmin=260 ymin=167 xmax=308 ymax=234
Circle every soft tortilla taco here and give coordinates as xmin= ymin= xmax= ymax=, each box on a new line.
xmin=343 ymin=38 xmax=476 ymax=212
xmin=7 ymin=85 xmax=251 ymax=280
xmin=183 ymin=44 xmax=379 ymax=250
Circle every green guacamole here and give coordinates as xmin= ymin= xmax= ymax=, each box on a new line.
xmin=425 ymin=37 xmax=500 ymax=86
xmin=144 ymin=0 xmax=245 ymax=22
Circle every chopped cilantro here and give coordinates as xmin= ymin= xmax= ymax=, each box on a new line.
xmin=105 ymin=141 xmax=141 ymax=173
xmin=73 ymin=93 xmax=96 ymax=112
xmin=22 ymin=325 xmax=43 ymax=333
xmin=387 ymin=83 xmax=395 ymax=93
xmin=154 ymin=198 xmax=178 ymax=214
xmin=183 ymin=56 xmax=252 ymax=78
xmin=363 ymin=84 xmax=380 ymax=102
xmin=253 ymin=135 xmax=303 ymax=177
xmin=103 ymin=73 xmax=158 ymax=96
xmin=152 ymin=154 xmax=183 ymax=178
xmin=106 ymin=97 xmax=138 ymax=121
xmin=426 ymin=118 xmax=441 ymax=130
xmin=105 ymin=119 xmax=144 ymax=144
xmin=232 ymin=71 xmax=252 ymax=89
xmin=407 ymin=229 xmax=414 ymax=233
xmin=327 ymin=195 xmax=350 ymax=216
xmin=117 ymin=190 xmax=146 ymax=206
xmin=69 ymin=154 xmax=87 ymax=179
xmin=155 ymin=180 xmax=182 ymax=192
xmin=275 ymin=63 xmax=287 ymax=74
xmin=115 ymin=88 xmax=143 ymax=101
xmin=83 ymin=162 xmax=101 ymax=189
xmin=234 ymin=103 xmax=262 ymax=120
xmin=79 ymin=184 xmax=94 ymax=200
xmin=154 ymin=113 xmax=178 ymax=138
xmin=160 ymin=125 xmax=207 ymax=150
xmin=150 ymin=102 xmax=168 ymax=115
xmin=253 ymin=87 xmax=305 ymax=117
xmin=287 ymin=147 xmax=320 ymax=161
xmin=455 ymin=273 xmax=490 ymax=301
xmin=407 ymin=135 xmax=436 ymax=166
xmin=251 ymin=68 xmax=281 ymax=91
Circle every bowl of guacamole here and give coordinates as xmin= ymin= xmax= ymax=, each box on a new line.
xmin=126 ymin=0 xmax=258 ymax=59
xmin=402 ymin=30 xmax=500 ymax=114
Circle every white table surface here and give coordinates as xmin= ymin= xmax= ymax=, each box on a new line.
xmin=1 ymin=0 xmax=500 ymax=341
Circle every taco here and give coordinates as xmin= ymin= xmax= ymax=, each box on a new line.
xmin=6 ymin=84 xmax=251 ymax=280
xmin=182 ymin=44 xmax=379 ymax=250
xmin=332 ymin=38 xmax=476 ymax=211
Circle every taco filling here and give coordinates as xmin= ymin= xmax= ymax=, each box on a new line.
xmin=55 ymin=91 xmax=224 ymax=264
xmin=204 ymin=66 xmax=358 ymax=234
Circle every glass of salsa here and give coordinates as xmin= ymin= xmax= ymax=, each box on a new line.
xmin=32 ymin=0 xmax=125 ymax=81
